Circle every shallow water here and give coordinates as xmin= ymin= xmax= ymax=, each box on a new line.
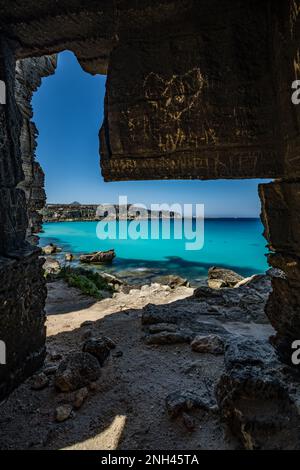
xmin=39 ymin=219 xmax=269 ymax=285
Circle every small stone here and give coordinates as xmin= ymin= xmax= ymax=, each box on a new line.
xmin=191 ymin=335 xmax=224 ymax=355
xmin=31 ymin=372 xmax=49 ymax=390
xmin=48 ymin=351 xmax=62 ymax=361
xmin=55 ymin=404 xmax=73 ymax=422
xmin=65 ymin=253 xmax=74 ymax=262
xmin=113 ymin=350 xmax=123 ymax=358
xmin=73 ymin=387 xmax=89 ymax=409
xmin=182 ymin=412 xmax=196 ymax=432
xmin=43 ymin=365 xmax=58 ymax=376
xmin=145 ymin=331 xmax=191 ymax=345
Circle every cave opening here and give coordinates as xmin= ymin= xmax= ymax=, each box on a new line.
xmin=27 ymin=51 xmax=272 ymax=287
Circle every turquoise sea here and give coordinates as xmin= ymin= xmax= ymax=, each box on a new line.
xmin=39 ymin=219 xmax=269 ymax=286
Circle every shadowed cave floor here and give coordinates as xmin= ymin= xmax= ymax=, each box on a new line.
xmin=0 ymin=280 xmax=273 ymax=450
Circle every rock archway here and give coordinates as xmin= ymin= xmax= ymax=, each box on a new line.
xmin=0 ymin=0 xmax=299 ymax=405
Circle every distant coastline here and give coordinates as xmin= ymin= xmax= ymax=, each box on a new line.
xmin=41 ymin=203 xmax=182 ymax=222
xmin=41 ymin=203 xmax=259 ymax=223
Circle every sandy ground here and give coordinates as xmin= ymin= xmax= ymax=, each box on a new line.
xmin=0 ymin=280 xmax=273 ymax=450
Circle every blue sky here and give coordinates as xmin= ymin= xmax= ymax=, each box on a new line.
xmin=32 ymin=51 xmax=270 ymax=218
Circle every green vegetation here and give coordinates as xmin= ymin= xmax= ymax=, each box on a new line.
xmin=58 ymin=266 xmax=114 ymax=300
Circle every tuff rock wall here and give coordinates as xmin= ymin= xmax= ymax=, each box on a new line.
xmin=16 ymin=55 xmax=57 ymax=243
xmin=0 ymin=0 xmax=299 ymax=400
xmin=0 ymin=38 xmax=47 ymax=399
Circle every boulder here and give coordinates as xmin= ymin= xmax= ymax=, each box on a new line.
xmin=55 ymin=352 xmax=101 ymax=392
xmin=42 ymin=243 xmax=61 ymax=255
xmin=80 ymin=249 xmax=115 ymax=264
xmin=191 ymin=334 xmax=224 ymax=354
xmin=43 ymin=257 xmax=61 ymax=275
xmin=82 ymin=336 xmax=116 ymax=366
xmin=65 ymin=253 xmax=74 ymax=262
xmin=208 ymin=267 xmax=244 ymax=288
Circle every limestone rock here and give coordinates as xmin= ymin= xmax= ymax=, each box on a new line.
xmin=80 ymin=249 xmax=115 ymax=264
xmin=43 ymin=257 xmax=61 ymax=275
xmin=65 ymin=253 xmax=74 ymax=262
xmin=208 ymin=267 xmax=244 ymax=288
xmin=55 ymin=352 xmax=101 ymax=392
xmin=155 ymin=275 xmax=190 ymax=289
xmin=42 ymin=244 xmax=59 ymax=255
xmin=191 ymin=335 xmax=224 ymax=355
xmin=208 ymin=279 xmax=227 ymax=289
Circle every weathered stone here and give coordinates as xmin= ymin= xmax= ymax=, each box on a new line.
xmin=55 ymin=404 xmax=73 ymax=423
xmin=207 ymin=279 xmax=227 ymax=289
xmin=65 ymin=253 xmax=74 ymax=262
xmin=193 ymin=273 xmax=271 ymax=323
xmin=155 ymin=275 xmax=189 ymax=289
xmin=55 ymin=352 xmax=101 ymax=392
xmin=80 ymin=250 xmax=115 ymax=264
xmin=43 ymin=257 xmax=61 ymax=275
xmin=30 ymin=372 xmax=49 ymax=390
xmin=166 ymin=390 xmax=217 ymax=419
xmin=73 ymin=387 xmax=89 ymax=409
xmin=208 ymin=267 xmax=243 ymax=288
xmin=216 ymin=338 xmax=300 ymax=450
xmin=82 ymin=336 xmax=116 ymax=366
xmin=144 ymin=331 xmax=192 ymax=345
xmin=260 ymin=181 xmax=300 ymax=362
xmin=191 ymin=335 xmax=224 ymax=355
xmin=42 ymin=244 xmax=59 ymax=255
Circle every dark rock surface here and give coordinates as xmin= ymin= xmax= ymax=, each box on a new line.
xmin=216 ymin=337 xmax=300 ymax=450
